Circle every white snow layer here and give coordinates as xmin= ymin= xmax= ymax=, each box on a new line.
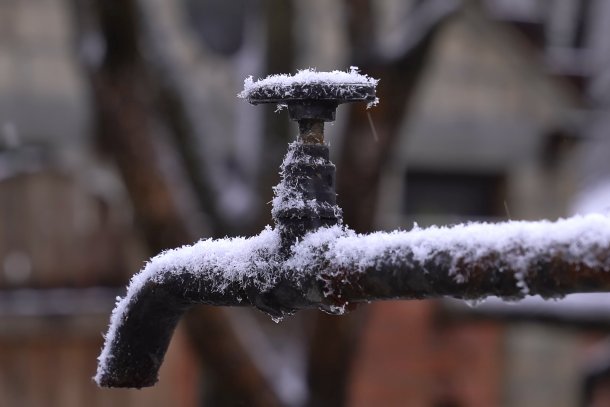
xmin=96 ymin=213 xmax=610 ymax=384
xmin=95 ymin=226 xmax=281 ymax=384
xmin=286 ymin=214 xmax=610 ymax=276
xmin=238 ymin=66 xmax=379 ymax=106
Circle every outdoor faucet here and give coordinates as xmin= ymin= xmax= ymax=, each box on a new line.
xmin=243 ymin=67 xmax=378 ymax=251
xmin=95 ymin=68 xmax=610 ymax=388
xmin=95 ymin=68 xmax=379 ymax=388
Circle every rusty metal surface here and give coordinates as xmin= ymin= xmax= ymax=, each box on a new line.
xmin=96 ymin=221 xmax=610 ymax=388
xmin=245 ymin=82 xmax=376 ymax=105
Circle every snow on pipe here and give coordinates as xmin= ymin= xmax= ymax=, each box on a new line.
xmin=96 ymin=213 xmax=610 ymax=387
xmin=96 ymin=68 xmax=610 ymax=388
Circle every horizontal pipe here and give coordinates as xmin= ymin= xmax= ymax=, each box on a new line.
xmin=96 ymin=213 xmax=610 ymax=387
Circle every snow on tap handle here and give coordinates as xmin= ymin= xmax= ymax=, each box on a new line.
xmin=240 ymin=68 xmax=379 ymax=248
xmin=238 ymin=67 xmax=379 ymax=142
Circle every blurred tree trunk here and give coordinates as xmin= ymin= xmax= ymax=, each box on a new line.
xmin=305 ymin=2 xmax=456 ymax=406
xmin=305 ymin=309 xmax=369 ymax=407
xmin=256 ymin=0 xmax=296 ymax=230
xmin=338 ymin=0 xmax=457 ymax=232
xmin=69 ymin=1 xmax=283 ymax=406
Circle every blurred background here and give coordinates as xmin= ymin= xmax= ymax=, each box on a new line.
xmin=2 ymin=0 xmax=610 ymax=405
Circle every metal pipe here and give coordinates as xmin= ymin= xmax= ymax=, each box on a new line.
xmin=95 ymin=212 xmax=610 ymax=387
xmin=96 ymin=70 xmax=610 ymax=389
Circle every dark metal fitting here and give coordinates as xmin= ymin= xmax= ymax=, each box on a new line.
xmin=244 ymin=79 xmax=377 ymax=143
xmin=242 ymin=72 xmax=377 ymax=247
xmin=273 ymin=143 xmax=342 ymax=251
xmin=245 ymin=82 xmax=376 ymax=121
xmin=298 ymin=119 xmax=325 ymax=144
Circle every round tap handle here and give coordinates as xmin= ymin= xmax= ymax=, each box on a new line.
xmin=239 ymin=68 xmax=378 ymax=123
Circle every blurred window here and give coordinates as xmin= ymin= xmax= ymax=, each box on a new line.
xmin=403 ymin=170 xmax=506 ymax=222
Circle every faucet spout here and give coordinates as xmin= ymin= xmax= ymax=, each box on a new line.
xmin=97 ymin=68 xmax=379 ymax=388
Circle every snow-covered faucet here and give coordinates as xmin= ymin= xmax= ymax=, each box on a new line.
xmin=95 ymin=68 xmax=379 ymax=388
xmin=95 ymin=68 xmax=610 ymax=389
xmin=241 ymin=67 xmax=378 ymax=251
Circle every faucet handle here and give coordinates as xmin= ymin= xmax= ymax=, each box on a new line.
xmin=239 ymin=67 xmax=378 ymax=122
